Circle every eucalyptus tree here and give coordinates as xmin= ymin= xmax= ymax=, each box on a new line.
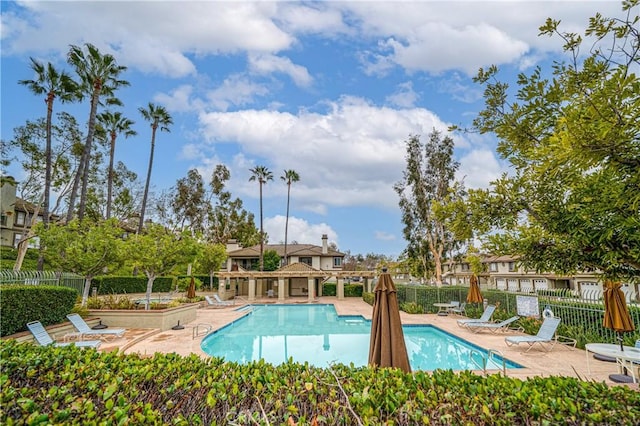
xmin=138 ymin=102 xmax=172 ymax=233
xmin=66 ymin=43 xmax=128 ymax=221
xmin=280 ymin=169 xmax=300 ymax=266
xmin=466 ymin=1 xmax=640 ymax=279
xmin=249 ymin=165 xmax=273 ymax=271
xmin=96 ymin=111 xmax=136 ymax=219
xmin=207 ymin=165 xmax=260 ymax=247
xmin=171 ymin=168 xmax=208 ymax=234
xmin=394 ymin=131 xmax=463 ymax=286
xmin=18 ymin=58 xmax=78 ymax=228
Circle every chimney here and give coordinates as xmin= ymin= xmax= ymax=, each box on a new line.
xmin=322 ymin=234 xmax=328 ymax=254
xmin=226 ymin=239 xmax=240 ymax=252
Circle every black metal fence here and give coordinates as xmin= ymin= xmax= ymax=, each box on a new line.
xmin=396 ymin=284 xmax=640 ymax=347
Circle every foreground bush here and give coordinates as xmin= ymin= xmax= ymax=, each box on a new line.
xmin=0 ymin=286 xmax=77 ymax=337
xmin=1 ymin=340 xmax=638 ymax=425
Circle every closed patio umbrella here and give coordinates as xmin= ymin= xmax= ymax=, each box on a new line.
xmin=467 ymin=274 xmax=483 ymax=304
xmin=603 ymin=280 xmax=635 ymax=351
xmin=186 ymin=276 xmax=196 ymax=299
xmin=368 ymin=269 xmax=411 ymax=372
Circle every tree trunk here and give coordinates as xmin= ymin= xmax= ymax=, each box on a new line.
xmin=13 ymin=203 xmax=41 ymax=272
xmin=145 ymin=274 xmax=156 ymax=311
xmin=78 ymin=88 xmax=101 ymax=221
xmin=138 ymin=128 xmax=157 ymax=233
xmin=259 ymin=182 xmax=264 ymax=271
xmin=284 ymin=183 xmax=291 ymax=266
xmin=106 ymin=131 xmax=116 ymax=219
xmin=81 ymin=276 xmax=93 ymax=306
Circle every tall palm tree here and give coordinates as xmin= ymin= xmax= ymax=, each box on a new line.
xmin=280 ymin=169 xmax=300 ymax=266
xmin=19 ymin=59 xmax=78 ymax=229
xmin=96 ymin=111 xmax=137 ymax=219
xmin=249 ymin=165 xmax=273 ymax=271
xmin=67 ymin=43 xmax=128 ymax=221
xmin=138 ymin=102 xmax=172 ymax=233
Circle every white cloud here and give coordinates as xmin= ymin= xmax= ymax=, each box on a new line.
xmin=264 ymin=215 xmax=338 ymax=247
xmin=385 ymin=81 xmax=419 ymax=108
xmin=458 ymin=149 xmax=506 ymax=190
xmin=248 ymin=53 xmax=313 ymax=87
xmin=198 ymin=96 xmax=456 ymax=210
xmin=375 ymin=231 xmax=396 ymax=241
xmin=206 ymin=74 xmax=271 ymax=111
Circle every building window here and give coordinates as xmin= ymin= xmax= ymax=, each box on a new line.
xmin=300 ymin=257 xmax=312 ymax=266
xmin=489 ymin=263 xmax=498 ymax=272
xmin=15 ymin=211 xmax=26 ymax=226
xmin=461 ymin=263 xmax=470 ymax=272
xmin=333 ymin=257 xmax=342 ymax=267
xmin=13 ymin=233 xmax=23 ymax=248
xmin=508 ymin=262 xmax=516 ymax=272
xmin=0 ymin=214 xmax=7 ymax=226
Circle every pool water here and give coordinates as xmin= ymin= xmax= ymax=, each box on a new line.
xmin=200 ymin=304 xmax=521 ymax=371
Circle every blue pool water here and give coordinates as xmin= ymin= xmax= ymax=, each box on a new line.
xmin=200 ymin=304 xmax=522 ymax=371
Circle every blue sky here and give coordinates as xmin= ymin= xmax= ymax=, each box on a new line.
xmin=0 ymin=1 xmax=624 ymax=258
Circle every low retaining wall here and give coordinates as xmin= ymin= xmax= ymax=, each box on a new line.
xmin=88 ymin=303 xmax=199 ymax=331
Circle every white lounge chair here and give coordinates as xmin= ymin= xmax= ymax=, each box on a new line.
xmin=450 ymin=302 xmax=467 ymax=316
xmin=457 ymin=305 xmax=496 ymax=328
xmin=505 ymin=317 xmax=562 ymax=352
xmin=66 ymin=314 xmax=126 ymax=341
xmin=204 ymin=295 xmax=235 ymax=308
xmin=466 ymin=316 xmax=520 ymax=334
xmin=27 ymin=321 xmax=101 ymax=349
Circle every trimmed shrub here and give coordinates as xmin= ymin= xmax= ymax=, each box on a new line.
xmin=1 ymin=340 xmax=638 ymax=424
xmin=323 ymin=282 xmax=336 ymax=296
xmin=92 ymin=276 xmax=175 ymax=294
xmin=344 ymin=283 xmax=363 ymax=297
xmin=0 ymin=285 xmax=77 ymax=336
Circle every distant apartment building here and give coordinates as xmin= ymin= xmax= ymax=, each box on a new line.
xmin=0 ymin=177 xmax=45 ymax=249
xmin=442 ymin=254 xmax=638 ymax=302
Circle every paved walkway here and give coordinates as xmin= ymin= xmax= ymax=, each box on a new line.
xmin=97 ymin=296 xmax=637 ymax=389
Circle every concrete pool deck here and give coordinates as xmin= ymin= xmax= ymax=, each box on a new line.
xmin=96 ymin=296 xmax=638 ymax=389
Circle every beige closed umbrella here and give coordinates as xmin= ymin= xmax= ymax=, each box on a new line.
xmin=467 ymin=274 xmax=483 ymax=304
xmin=186 ymin=276 xmax=196 ymax=299
xmin=603 ymin=280 xmax=635 ymax=351
xmin=368 ymin=268 xmax=411 ymax=372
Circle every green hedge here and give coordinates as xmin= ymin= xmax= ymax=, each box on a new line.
xmin=322 ymin=283 xmax=363 ymax=297
xmin=0 ymin=286 xmax=77 ymax=337
xmin=92 ymin=275 xmax=218 ymax=295
xmin=1 ymin=340 xmax=638 ymax=424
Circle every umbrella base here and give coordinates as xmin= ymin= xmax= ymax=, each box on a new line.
xmin=593 ymin=353 xmax=616 ymax=362
xmin=609 ymin=374 xmax=635 ymax=384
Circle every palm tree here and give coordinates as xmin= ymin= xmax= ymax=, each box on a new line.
xmin=249 ymin=165 xmax=273 ymax=271
xmin=280 ymin=169 xmax=300 ymax=266
xmin=19 ymin=59 xmax=78 ymax=229
xmin=67 ymin=43 xmax=128 ymax=221
xmin=138 ymin=102 xmax=172 ymax=233
xmin=96 ymin=111 xmax=137 ymax=219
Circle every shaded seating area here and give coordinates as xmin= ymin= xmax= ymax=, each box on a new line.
xmin=466 ymin=316 xmax=520 ymax=334
xmin=505 ymin=317 xmax=576 ymax=352
xmin=27 ymin=321 xmax=101 ymax=349
xmin=457 ymin=305 xmax=496 ymax=328
xmin=66 ymin=314 xmax=126 ymax=341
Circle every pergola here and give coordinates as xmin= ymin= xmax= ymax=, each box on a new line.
xmin=217 ymin=264 xmax=377 ymax=302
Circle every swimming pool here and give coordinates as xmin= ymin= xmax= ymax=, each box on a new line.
xmin=200 ymin=304 xmax=522 ymax=371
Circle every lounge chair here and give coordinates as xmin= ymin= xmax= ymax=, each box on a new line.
xmin=505 ymin=317 xmax=562 ymax=352
xmin=466 ymin=316 xmax=520 ymax=334
xmin=26 ymin=321 xmax=101 ymax=349
xmin=450 ymin=302 xmax=466 ymax=316
xmin=66 ymin=314 xmax=126 ymax=341
xmin=204 ymin=295 xmax=235 ymax=308
xmin=457 ymin=305 xmax=496 ymax=328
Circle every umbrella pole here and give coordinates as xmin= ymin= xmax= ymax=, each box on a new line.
xmin=617 ymin=333 xmax=628 ymax=375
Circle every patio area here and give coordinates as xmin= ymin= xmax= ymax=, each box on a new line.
xmin=94 ymin=296 xmax=637 ymax=388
